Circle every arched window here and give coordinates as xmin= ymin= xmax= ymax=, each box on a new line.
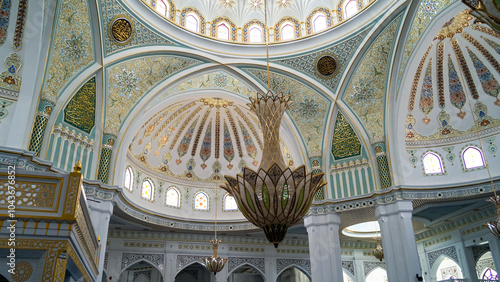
xmin=423 ymin=152 xmax=444 ymax=174
xmin=436 ymin=257 xmax=463 ymax=280
xmin=249 ymin=25 xmax=263 ymax=42
xmin=166 ymin=186 xmax=180 ymax=207
xmin=344 ymin=0 xmax=357 ymax=19
xmin=186 ymin=13 xmax=199 ymax=33
xmin=217 ymin=23 xmax=230 ymax=40
xmin=124 ymin=167 xmax=133 ymax=191
xmin=313 ymin=13 xmax=327 ymax=33
xmin=155 ymin=0 xmax=168 ymax=17
xmin=194 ymin=192 xmax=209 ymax=210
xmin=462 ymin=146 xmax=485 ymax=169
xmin=224 ymin=194 xmax=238 ymax=210
xmin=342 ymin=270 xmax=354 ymax=282
xmin=141 ymin=179 xmax=154 ymax=200
xmin=281 ymin=23 xmax=295 ymax=40
xmin=482 ymin=268 xmax=498 ymax=280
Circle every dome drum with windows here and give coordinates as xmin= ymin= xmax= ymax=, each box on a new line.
xmin=221 ymin=91 xmax=326 ymax=248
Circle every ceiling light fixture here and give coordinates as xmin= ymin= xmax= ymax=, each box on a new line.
xmin=221 ymin=0 xmax=326 ymax=248
xmin=203 ymin=187 xmax=227 ymax=274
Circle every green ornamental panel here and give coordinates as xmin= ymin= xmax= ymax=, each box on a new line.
xmin=331 ymin=112 xmax=362 ymax=160
xmin=64 ymin=77 xmax=96 ymax=133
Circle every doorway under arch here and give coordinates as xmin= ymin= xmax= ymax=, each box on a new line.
xmin=119 ymin=260 xmax=164 ymax=282
xmin=228 ymin=264 xmax=265 ymax=282
xmin=366 ymin=267 xmax=388 ymax=282
xmin=277 ymin=266 xmax=310 ymax=282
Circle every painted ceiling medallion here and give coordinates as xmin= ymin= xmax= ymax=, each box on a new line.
xmin=276 ymin=0 xmax=292 ymax=8
xmin=110 ymin=16 xmax=133 ymax=44
xmin=248 ymin=0 xmax=263 ymax=10
xmin=434 ymin=10 xmax=473 ymax=40
xmin=315 ymin=54 xmax=338 ymax=77
xmin=220 ymin=0 xmax=235 ymax=8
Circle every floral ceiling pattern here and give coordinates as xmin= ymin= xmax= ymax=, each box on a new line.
xmin=343 ymin=13 xmax=403 ymax=143
xmin=41 ymin=0 xmax=94 ymax=102
xmin=105 ymin=55 xmax=201 ymax=135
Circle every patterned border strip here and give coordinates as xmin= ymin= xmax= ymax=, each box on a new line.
xmin=228 ymin=257 xmax=265 ymax=273
xmin=276 ymin=259 xmax=311 ymax=276
xmin=427 ymin=246 xmax=458 ymax=268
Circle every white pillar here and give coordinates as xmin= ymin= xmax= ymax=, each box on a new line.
xmin=375 ymin=200 xmax=422 ymax=282
xmin=87 ymin=199 xmax=114 ymax=282
xmin=304 ymin=212 xmax=343 ymax=282
xmin=487 ymin=233 xmax=500 ymax=276
xmin=458 ymin=244 xmax=479 ymax=282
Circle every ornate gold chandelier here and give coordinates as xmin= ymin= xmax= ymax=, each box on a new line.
xmin=221 ymin=92 xmax=326 ymax=247
xmin=220 ymin=0 xmax=326 ymax=248
xmin=372 ymin=236 xmax=384 ymax=262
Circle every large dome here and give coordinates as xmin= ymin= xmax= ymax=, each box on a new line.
xmin=127 ymin=95 xmax=298 ymax=186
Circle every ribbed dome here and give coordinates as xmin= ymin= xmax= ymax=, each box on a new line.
xmin=405 ymin=10 xmax=500 ymax=145
xmin=128 ymin=97 xmax=295 ymax=183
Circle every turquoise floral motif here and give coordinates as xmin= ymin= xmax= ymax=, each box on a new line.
xmin=473 ymin=101 xmax=492 ymax=127
xmin=61 ymin=32 xmax=88 ymax=63
xmin=443 ymin=147 xmax=455 ymax=165
xmin=186 ymin=158 xmax=196 ymax=178
xmin=212 ymin=160 xmax=222 ymax=180
xmin=214 ymin=73 xmax=228 ymax=88
xmin=0 ymin=53 xmax=22 ymax=92
xmin=448 ymin=56 xmax=467 ymax=117
xmin=407 ymin=149 xmax=418 ymax=168
xmin=437 ymin=110 xmax=453 ymax=135
xmin=420 ymin=0 xmax=437 ymax=18
xmin=298 ymin=98 xmax=320 ymax=120
xmin=351 ymin=79 xmax=377 ymax=107
xmin=467 ymin=49 xmax=500 ymax=104
xmin=486 ymin=137 xmax=497 ymax=157
xmin=113 ymin=68 xmax=139 ymax=98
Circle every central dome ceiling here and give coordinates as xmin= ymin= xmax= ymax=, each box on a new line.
xmin=128 ymin=96 xmax=296 ymax=184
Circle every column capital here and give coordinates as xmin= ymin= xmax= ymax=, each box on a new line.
xmin=304 ymin=212 xmax=341 ymax=228
xmin=87 ymin=199 xmax=114 ymax=216
xmin=375 ymin=199 xmax=413 ymax=218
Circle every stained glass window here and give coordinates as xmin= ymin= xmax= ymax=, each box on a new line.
xmin=195 ymin=192 xmax=208 ymax=210
xmin=423 ymin=152 xmax=444 ymax=174
xmin=482 ymin=268 xmax=498 ymax=280
xmin=186 ymin=13 xmax=199 ymax=32
xmin=463 ymin=146 xmax=485 ymax=169
xmin=224 ymin=194 xmax=238 ymax=210
xmin=217 ymin=23 xmax=230 ymax=40
xmin=166 ymin=187 xmax=180 ymax=207
xmin=155 ymin=0 xmax=168 ymax=17
xmin=124 ymin=167 xmax=133 ymax=191
xmin=141 ymin=179 xmax=154 ymax=200
xmin=345 ymin=0 xmax=357 ymax=19
xmin=249 ymin=26 xmax=262 ymax=42
xmin=313 ymin=13 xmax=327 ymax=33
xmin=281 ymin=23 xmax=294 ymax=40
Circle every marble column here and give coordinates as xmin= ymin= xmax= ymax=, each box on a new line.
xmin=304 ymin=212 xmax=343 ymax=282
xmin=375 ymin=200 xmax=422 ymax=282
xmin=87 ymin=199 xmax=114 ymax=282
